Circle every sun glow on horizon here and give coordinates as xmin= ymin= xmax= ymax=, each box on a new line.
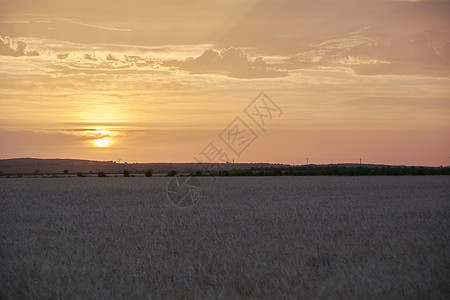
xmin=94 ymin=138 xmax=110 ymax=147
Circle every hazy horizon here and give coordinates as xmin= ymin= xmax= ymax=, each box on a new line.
xmin=1 ymin=157 xmax=447 ymax=169
xmin=1 ymin=0 xmax=449 ymax=166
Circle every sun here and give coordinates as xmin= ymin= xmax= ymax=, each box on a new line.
xmin=94 ymin=138 xmax=110 ymax=147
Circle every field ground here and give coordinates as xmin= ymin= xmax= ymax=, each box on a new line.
xmin=0 ymin=176 xmax=449 ymax=298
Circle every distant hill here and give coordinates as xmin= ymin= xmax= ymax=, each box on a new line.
xmin=0 ymin=158 xmax=289 ymax=174
xmin=0 ymin=158 xmax=447 ymax=176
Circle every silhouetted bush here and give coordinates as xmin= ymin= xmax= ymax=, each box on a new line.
xmin=123 ymin=170 xmax=130 ymax=177
xmin=145 ymin=169 xmax=153 ymax=177
xmin=63 ymin=169 xmax=69 ymax=174
xmin=167 ymin=170 xmax=177 ymax=177
xmin=76 ymin=172 xmax=83 ymax=177
xmin=98 ymin=171 xmax=107 ymax=177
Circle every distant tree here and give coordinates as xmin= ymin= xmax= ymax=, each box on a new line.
xmin=167 ymin=170 xmax=177 ymax=177
xmin=123 ymin=169 xmax=130 ymax=177
xmin=63 ymin=169 xmax=69 ymax=174
xmin=76 ymin=172 xmax=83 ymax=177
xmin=145 ymin=169 xmax=153 ymax=177
xmin=35 ymin=169 xmax=40 ymax=174
xmin=98 ymin=171 xmax=107 ymax=177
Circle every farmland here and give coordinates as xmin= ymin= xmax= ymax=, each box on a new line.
xmin=0 ymin=176 xmax=449 ymax=298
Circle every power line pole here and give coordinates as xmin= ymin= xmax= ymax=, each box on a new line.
xmin=306 ymin=157 xmax=309 ymax=164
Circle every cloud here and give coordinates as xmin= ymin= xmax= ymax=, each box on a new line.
xmin=165 ymin=47 xmax=288 ymax=79
xmin=123 ymin=55 xmax=159 ymax=68
xmin=106 ymin=53 xmax=119 ymax=61
xmin=57 ymin=129 xmax=123 ymax=140
xmin=347 ymin=31 xmax=449 ymax=67
xmin=56 ymin=53 xmax=69 ymax=59
xmin=0 ymin=35 xmax=39 ymax=57
xmin=83 ymin=53 xmax=97 ymax=61
xmin=283 ymin=29 xmax=450 ymax=76
xmin=46 ymin=50 xmax=163 ymax=77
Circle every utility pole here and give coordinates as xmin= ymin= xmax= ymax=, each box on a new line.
xmin=306 ymin=157 xmax=309 ymax=165
xmin=360 ymin=158 xmax=362 ymax=165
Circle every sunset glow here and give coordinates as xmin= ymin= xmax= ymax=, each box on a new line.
xmin=0 ymin=0 xmax=449 ymax=166
xmin=94 ymin=138 xmax=110 ymax=148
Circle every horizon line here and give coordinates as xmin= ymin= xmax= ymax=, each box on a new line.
xmin=1 ymin=157 xmax=448 ymax=168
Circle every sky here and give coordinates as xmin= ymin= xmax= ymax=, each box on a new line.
xmin=0 ymin=0 xmax=449 ymax=166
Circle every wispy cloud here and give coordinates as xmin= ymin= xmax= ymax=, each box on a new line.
xmin=282 ymin=29 xmax=450 ymax=76
xmin=56 ymin=128 xmax=123 ymax=140
xmin=60 ymin=19 xmax=132 ymax=32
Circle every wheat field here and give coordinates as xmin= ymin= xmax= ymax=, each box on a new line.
xmin=0 ymin=176 xmax=449 ymax=299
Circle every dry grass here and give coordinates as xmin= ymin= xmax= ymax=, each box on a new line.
xmin=0 ymin=176 xmax=449 ymax=299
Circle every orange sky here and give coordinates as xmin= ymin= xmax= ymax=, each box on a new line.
xmin=0 ymin=0 xmax=449 ymax=166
